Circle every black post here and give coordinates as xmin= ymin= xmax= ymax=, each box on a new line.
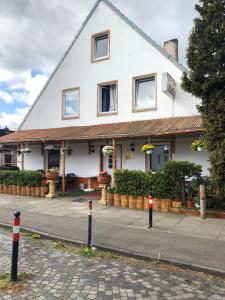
xmin=147 ymin=196 xmax=153 ymax=229
xmin=88 ymin=200 xmax=92 ymax=248
xmin=11 ymin=211 xmax=21 ymax=282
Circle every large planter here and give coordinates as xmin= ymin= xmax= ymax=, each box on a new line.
xmin=16 ymin=186 xmax=22 ymax=195
xmin=21 ymin=186 xmax=26 ymax=196
xmin=45 ymin=172 xmax=59 ymax=181
xmin=30 ymin=187 xmax=36 ymax=197
xmin=128 ymin=196 xmax=136 ymax=209
xmin=97 ymin=175 xmax=111 ymax=185
xmin=35 ymin=187 xmax=41 ymax=197
xmin=153 ymin=198 xmax=161 ymax=212
xmin=8 ymin=185 xmax=13 ymax=194
xmin=26 ymin=186 xmax=31 ymax=196
xmin=106 ymin=192 xmax=114 ymax=206
xmin=161 ymin=199 xmax=172 ymax=212
xmin=41 ymin=186 xmax=49 ymax=197
xmin=0 ymin=184 xmax=4 ymax=193
xmin=172 ymin=200 xmax=182 ymax=209
xmin=114 ymin=194 xmax=121 ymax=207
xmin=187 ymin=200 xmax=194 ymax=208
xmin=121 ymin=195 xmax=129 ymax=207
xmin=143 ymin=197 xmax=148 ymax=210
xmin=12 ymin=185 xmax=17 ymax=195
xmin=136 ymin=196 xmax=144 ymax=209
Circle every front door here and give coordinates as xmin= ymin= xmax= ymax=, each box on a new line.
xmin=48 ymin=149 xmax=60 ymax=169
xmin=150 ymin=145 xmax=169 ymax=171
xmin=102 ymin=145 xmax=122 ymax=175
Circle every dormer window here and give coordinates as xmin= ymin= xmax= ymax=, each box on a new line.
xmin=62 ymin=88 xmax=80 ymax=120
xmin=132 ymin=73 xmax=157 ymax=112
xmin=91 ymin=30 xmax=110 ymax=62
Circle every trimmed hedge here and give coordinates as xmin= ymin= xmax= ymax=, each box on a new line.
xmin=0 ymin=170 xmax=43 ymax=187
xmin=115 ymin=160 xmax=202 ymax=199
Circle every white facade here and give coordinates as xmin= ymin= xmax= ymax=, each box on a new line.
xmin=17 ymin=0 xmax=209 ymax=177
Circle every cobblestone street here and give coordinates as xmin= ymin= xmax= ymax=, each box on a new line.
xmin=0 ymin=228 xmax=225 ymax=300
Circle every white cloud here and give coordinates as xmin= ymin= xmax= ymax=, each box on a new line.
xmin=0 ymin=107 xmax=29 ymax=130
xmin=0 ymin=90 xmax=13 ymax=103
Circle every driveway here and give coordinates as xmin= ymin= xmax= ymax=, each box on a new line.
xmin=0 ymin=194 xmax=225 ymax=273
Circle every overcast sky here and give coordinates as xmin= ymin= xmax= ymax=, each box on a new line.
xmin=0 ymin=0 xmax=197 ymax=130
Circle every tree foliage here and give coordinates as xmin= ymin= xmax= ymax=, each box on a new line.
xmin=181 ymin=0 xmax=225 ymax=200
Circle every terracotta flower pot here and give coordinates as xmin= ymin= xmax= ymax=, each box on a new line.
xmin=97 ymin=175 xmax=111 ymax=185
xmin=121 ymin=195 xmax=129 ymax=207
xmin=114 ymin=194 xmax=121 ymax=207
xmin=187 ymin=200 xmax=194 ymax=208
xmin=35 ymin=187 xmax=41 ymax=197
xmin=128 ymin=196 xmax=136 ymax=209
xmin=21 ymin=186 xmax=26 ymax=196
xmin=106 ymin=192 xmax=114 ymax=205
xmin=0 ymin=184 xmax=4 ymax=193
xmin=136 ymin=196 xmax=144 ymax=209
xmin=161 ymin=199 xmax=172 ymax=212
xmin=3 ymin=185 xmax=9 ymax=194
xmin=8 ymin=185 xmax=13 ymax=194
xmin=172 ymin=200 xmax=182 ymax=208
xmin=26 ymin=186 xmax=31 ymax=196
xmin=16 ymin=186 xmax=21 ymax=195
xmin=45 ymin=172 xmax=59 ymax=181
xmin=31 ymin=187 xmax=36 ymax=197
xmin=12 ymin=185 xmax=17 ymax=195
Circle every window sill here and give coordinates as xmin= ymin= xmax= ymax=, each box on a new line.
xmin=132 ymin=107 xmax=157 ymax=113
xmin=62 ymin=115 xmax=80 ymax=120
xmin=97 ymin=111 xmax=118 ymax=117
xmin=91 ymin=56 xmax=110 ymax=63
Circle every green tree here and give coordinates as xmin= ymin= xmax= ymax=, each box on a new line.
xmin=182 ymin=0 xmax=225 ymax=201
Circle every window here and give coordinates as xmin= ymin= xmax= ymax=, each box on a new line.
xmin=91 ymin=31 xmax=110 ymax=62
xmin=133 ymin=74 xmax=157 ymax=111
xmin=150 ymin=144 xmax=169 ymax=171
xmin=97 ymin=81 xmax=118 ymax=115
xmin=62 ymin=88 xmax=79 ymax=119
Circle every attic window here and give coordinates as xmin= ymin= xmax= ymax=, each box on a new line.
xmin=62 ymin=88 xmax=80 ymax=120
xmin=97 ymin=81 xmax=118 ymax=116
xmin=91 ymin=30 xmax=110 ymax=62
xmin=132 ymin=74 xmax=157 ymax=112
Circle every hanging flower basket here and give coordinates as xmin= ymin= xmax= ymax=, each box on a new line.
xmin=141 ymin=144 xmax=155 ymax=155
xmin=191 ymin=140 xmax=207 ymax=152
xmin=102 ymin=145 xmax=113 ymax=156
xmin=20 ymin=147 xmax=32 ymax=155
xmin=60 ymin=146 xmax=73 ymax=156
xmin=45 ymin=167 xmax=59 ymax=181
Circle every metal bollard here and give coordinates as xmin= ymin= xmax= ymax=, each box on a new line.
xmin=200 ymin=184 xmax=206 ymax=219
xmin=147 ymin=195 xmax=153 ymax=229
xmin=11 ymin=211 xmax=21 ymax=282
xmin=88 ymin=200 xmax=92 ymax=248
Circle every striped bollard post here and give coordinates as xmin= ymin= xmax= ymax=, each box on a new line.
xmin=147 ymin=195 xmax=153 ymax=229
xmin=11 ymin=211 xmax=21 ymax=282
xmin=88 ymin=200 xmax=92 ymax=248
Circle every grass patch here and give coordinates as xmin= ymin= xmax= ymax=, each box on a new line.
xmin=0 ymin=272 xmax=32 ymax=291
xmin=30 ymin=233 xmax=41 ymax=239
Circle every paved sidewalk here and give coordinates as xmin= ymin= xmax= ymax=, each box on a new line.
xmin=1 ymin=228 xmax=225 ymax=300
xmin=0 ymin=194 xmax=225 ymax=273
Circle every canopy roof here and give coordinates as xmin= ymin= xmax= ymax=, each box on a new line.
xmin=0 ymin=116 xmax=203 ymax=144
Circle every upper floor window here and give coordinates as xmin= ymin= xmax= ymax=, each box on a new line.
xmin=91 ymin=30 xmax=110 ymax=62
xmin=97 ymin=81 xmax=118 ymax=116
xmin=132 ymin=74 xmax=157 ymax=112
xmin=62 ymin=88 xmax=80 ymax=119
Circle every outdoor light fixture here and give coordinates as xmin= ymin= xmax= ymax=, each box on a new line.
xmin=130 ymin=143 xmax=135 ymax=152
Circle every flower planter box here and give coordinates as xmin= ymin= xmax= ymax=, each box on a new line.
xmin=136 ymin=196 xmax=144 ymax=209
xmin=41 ymin=186 xmax=49 ymax=197
xmin=16 ymin=186 xmax=21 ymax=195
xmin=172 ymin=200 xmax=182 ymax=209
xmin=114 ymin=194 xmax=121 ymax=207
xmin=30 ymin=187 xmax=36 ymax=197
xmin=3 ymin=185 xmax=9 ymax=194
xmin=12 ymin=185 xmax=17 ymax=195
xmin=161 ymin=199 xmax=172 ymax=212
xmin=21 ymin=186 xmax=26 ymax=196
xmin=97 ymin=175 xmax=111 ymax=185
xmin=128 ymin=196 xmax=136 ymax=209
xmin=0 ymin=184 xmax=3 ymax=193
xmin=143 ymin=197 xmax=148 ymax=210
xmin=35 ymin=187 xmax=41 ymax=197
xmin=121 ymin=195 xmax=129 ymax=207
xmin=106 ymin=192 xmax=114 ymax=205
xmin=153 ymin=198 xmax=161 ymax=212
xmin=26 ymin=186 xmax=31 ymax=196
xmin=8 ymin=185 xmax=13 ymax=194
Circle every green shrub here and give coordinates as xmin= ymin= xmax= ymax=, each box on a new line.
xmin=0 ymin=170 xmax=43 ymax=187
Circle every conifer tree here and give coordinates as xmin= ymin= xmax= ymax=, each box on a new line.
xmin=182 ymin=0 xmax=225 ymax=202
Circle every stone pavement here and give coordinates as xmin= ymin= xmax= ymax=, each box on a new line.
xmin=0 ymin=194 xmax=225 ymax=273
xmin=0 ymin=228 xmax=225 ymax=300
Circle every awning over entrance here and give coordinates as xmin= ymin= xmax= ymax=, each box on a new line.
xmin=0 ymin=115 xmax=203 ymax=144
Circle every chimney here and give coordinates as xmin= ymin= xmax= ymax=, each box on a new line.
xmin=164 ymin=38 xmax=178 ymax=61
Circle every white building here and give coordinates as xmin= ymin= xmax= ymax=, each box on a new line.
xmin=0 ymin=0 xmax=209 ymax=190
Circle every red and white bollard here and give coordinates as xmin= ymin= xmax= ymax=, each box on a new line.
xmin=11 ymin=211 xmax=21 ymax=281
xmin=148 ymin=196 xmax=153 ymax=229
xmin=88 ymin=200 xmax=92 ymax=248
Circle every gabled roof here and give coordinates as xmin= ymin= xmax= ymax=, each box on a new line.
xmin=1 ymin=116 xmax=203 ymax=144
xmin=19 ymin=0 xmax=187 ymax=130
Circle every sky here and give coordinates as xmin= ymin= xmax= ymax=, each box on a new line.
xmin=0 ymin=0 xmax=198 ymax=130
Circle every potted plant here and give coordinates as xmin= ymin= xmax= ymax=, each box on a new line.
xmin=141 ymin=144 xmax=155 ymax=155
xmin=102 ymin=145 xmax=113 ymax=156
xmin=97 ymin=170 xmax=111 ymax=185
xmin=45 ymin=167 xmax=59 ymax=181
xmin=106 ymin=186 xmax=114 ymax=205
xmin=172 ymin=198 xmax=182 ymax=208
xmin=191 ymin=139 xmax=207 ymax=152
xmin=60 ymin=145 xmax=73 ymax=156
